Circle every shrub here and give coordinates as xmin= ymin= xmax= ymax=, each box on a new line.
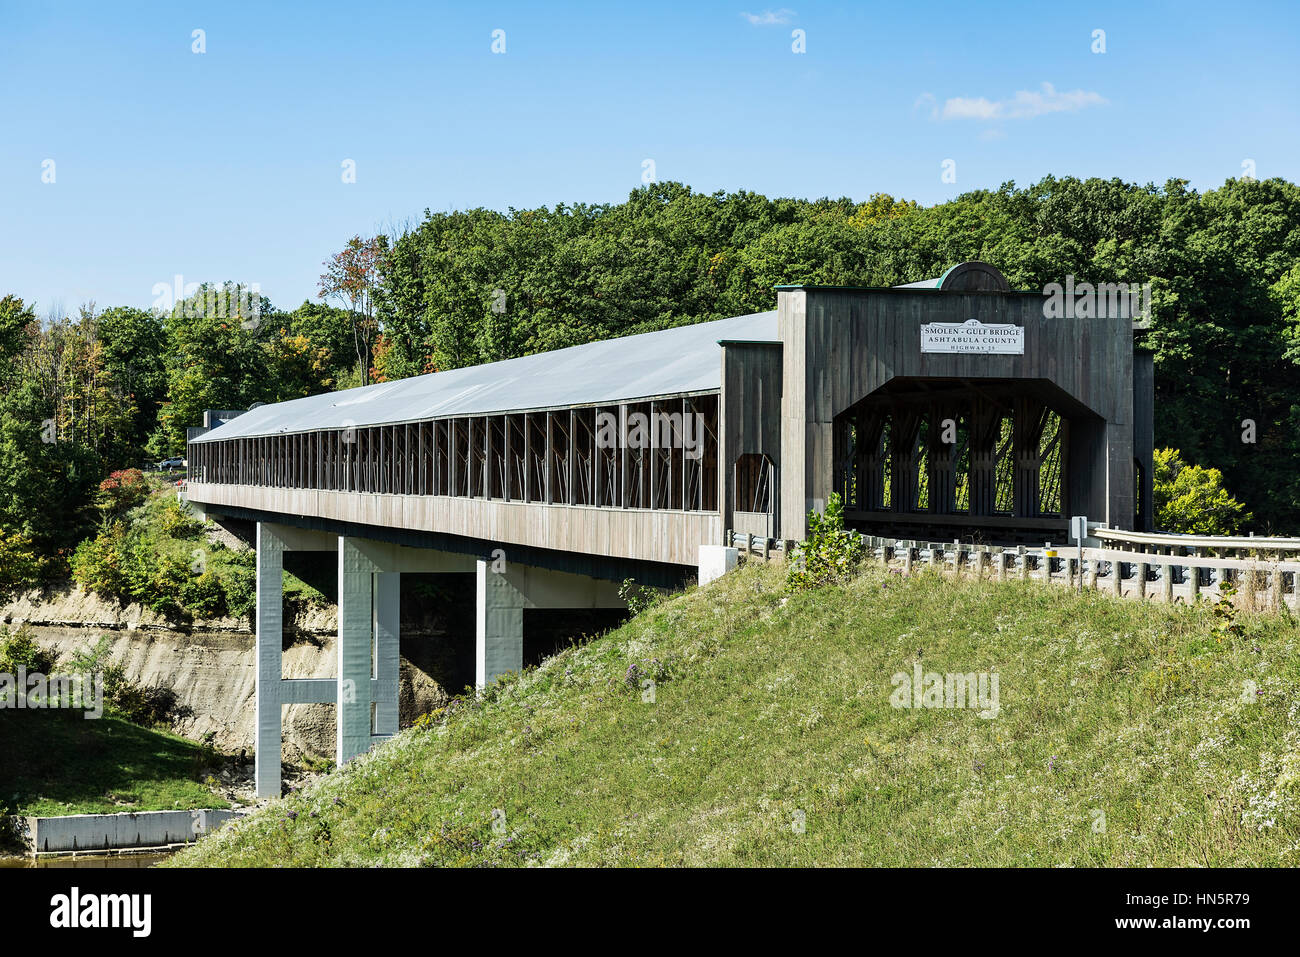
xmin=786 ymin=493 xmax=864 ymax=592
xmin=160 ymin=499 xmax=202 ymax=537
xmin=146 ymin=555 xmax=191 ymax=619
xmin=223 ymin=565 xmax=256 ymax=619
xmin=619 ymin=579 xmax=662 ymax=616
xmin=0 ymin=624 xmax=55 ymax=675
xmin=66 ymin=635 xmax=188 ymax=727
xmin=180 ymin=572 xmax=226 ymax=618
xmin=0 ymin=531 xmax=41 ymax=603
xmin=107 ymin=676 xmax=186 ymax=727
xmin=73 ymin=526 xmax=192 ymax=621
xmin=69 ymin=523 xmax=129 ymax=600
xmin=96 ymin=468 xmax=150 ymax=515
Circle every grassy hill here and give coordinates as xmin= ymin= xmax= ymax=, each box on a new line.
xmin=174 ymin=562 xmax=1300 ymax=867
xmin=0 ymin=710 xmax=225 ymax=820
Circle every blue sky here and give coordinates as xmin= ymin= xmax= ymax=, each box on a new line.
xmin=2 ymin=0 xmax=1297 ymax=314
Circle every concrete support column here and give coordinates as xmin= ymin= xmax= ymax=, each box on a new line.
xmin=698 ymin=545 xmax=739 ymax=586
xmin=255 ymin=523 xmax=285 ymax=798
xmin=373 ymin=571 xmax=400 ymax=737
xmin=476 ymin=559 xmax=526 ymax=688
xmin=338 ymin=537 xmax=375 ymax=765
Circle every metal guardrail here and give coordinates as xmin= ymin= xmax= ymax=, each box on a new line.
xmin=734 ymin=528 xmax=1297 ymax=612
xmin=1090 ymin=526 xmax=1300 ymax=554
xmin=726 ymin=530 xmax=789 ymax=558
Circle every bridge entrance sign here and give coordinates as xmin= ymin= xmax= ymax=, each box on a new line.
xmin=920 ymin=318 xmax=1024 ymax=355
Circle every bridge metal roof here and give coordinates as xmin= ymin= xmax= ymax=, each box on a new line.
xmin=193 ymin=310 xmax=778 ymax=442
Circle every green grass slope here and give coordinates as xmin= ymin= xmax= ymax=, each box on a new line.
xmin=0 ymin=710 xmax=225 ymax=818
xmin=175 ymin=563 xmax=1300 ymax=867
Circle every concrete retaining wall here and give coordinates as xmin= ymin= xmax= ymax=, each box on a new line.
xmin=25 ymin=808 xmax=242 ymax=855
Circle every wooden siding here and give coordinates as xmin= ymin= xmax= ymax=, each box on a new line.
xmin=185 ymin=482 xmax=720 ymax=567
xmin=778 ymin=287 xmax=1137 ymax=539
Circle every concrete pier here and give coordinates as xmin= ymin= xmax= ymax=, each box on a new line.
xmin=252 ymin=521 xmax=625 ymax=797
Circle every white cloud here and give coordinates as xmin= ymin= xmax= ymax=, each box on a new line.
xmin=742 ymin=9 xmax=796 ymax=25
xmin=919 ymin=82 xmax=1107 ymax=121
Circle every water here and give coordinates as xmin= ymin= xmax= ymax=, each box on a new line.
xmin=0 ymin=852 xmax=173 ymax=868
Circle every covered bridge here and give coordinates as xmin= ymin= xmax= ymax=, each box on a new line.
xmin=185 ymin=261 xmax=1153 ymax=794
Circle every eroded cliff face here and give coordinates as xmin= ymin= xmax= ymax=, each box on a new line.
xmin=3 ymin=587 xmax=460 ymax=765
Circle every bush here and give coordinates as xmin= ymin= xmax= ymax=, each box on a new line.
xmin=96 ymin=468 xmax=150 ymax=515
xmin=0 ymin=624 xmax=55 ymax=675
xmin=619 ymin=578 xmax=662 ymax=616
xmin=0 ymin=531 xmax=41 ymax=603
xmin=180 ymin=572 xmax=226 ymax=618
xmin=69 ymin=524 xmax=129 ymax=599
xmin=144 ymin=555 xmax=191 ymax=619
xmin=786 ymin=493 xmax=864 ymax=592
xmin=119 ymin=539 xmax=189 ymax=619
xmin=159 ymin=499 xmax=202 ymax=537
xmin=71 ymin=524 xmax=192 ymax=621
xmin=223 ymin=565 xmax=256 ymax=619
xmin=66 ymin=635 xmax=189 ymax=726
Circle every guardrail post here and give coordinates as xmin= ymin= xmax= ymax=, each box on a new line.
xmin=1017 ymin=546 xmax=1028 ymax=582
xmin=903 ymin=546 xmax=913 ymax=576
xmin=1087 ymin=558 xmax=1098 ymax=592
xmin=1189 ymin=565 xmax=1201 ymax=601
xmin=1161 ymin=564 xmax=1172 ymax=603
xmin=1272 ymin=567 xmax=1284 ymax=611
xmin=996 ymin=550 xmax=1006 ymax=583
xmin=1137 ymin=562 xmax=1148 ymax=600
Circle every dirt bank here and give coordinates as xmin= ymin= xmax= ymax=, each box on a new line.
xmin=3 ymin=585 xmax=462 ymax=764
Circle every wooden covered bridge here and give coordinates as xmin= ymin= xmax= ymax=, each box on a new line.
xmin=184 ymin=261 xmax=1153 ymax=794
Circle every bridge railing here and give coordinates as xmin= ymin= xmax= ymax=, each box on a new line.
xmin=1090 ymin=525 xmax=1300 ymax=559
xmin=745 ymin=530 xmax=1298 ymax=614
xmin=726 ymin=530 xmax=790 ymax=559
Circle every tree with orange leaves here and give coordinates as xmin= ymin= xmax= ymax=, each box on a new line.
xmin=319 ymin=236 xmax=387 ymax=387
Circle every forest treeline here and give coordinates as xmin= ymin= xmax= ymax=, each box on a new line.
xmin=2 ymin=174 xmax=1299 ymax=593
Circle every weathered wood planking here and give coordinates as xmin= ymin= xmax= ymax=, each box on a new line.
xmin=778 ymin=280 xmax=1141 ymax=539
xmin=187 ymin=481 xmax=720 ymax=568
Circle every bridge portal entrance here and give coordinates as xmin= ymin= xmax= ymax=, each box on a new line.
xmin=834 ymin=377 xmax=1104 ymax=543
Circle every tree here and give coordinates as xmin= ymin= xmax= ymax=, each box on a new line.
xmin=281 ymin=299 xmax=358 ymax=386
xmin=1152 ymin=448 xmax=1251 ymax=535
xmin=0 ymin=532 xmax=41 ymax=603
xmin=0 ymin=295 xmax=35 ymax=365
xmin=152 ymin=283 xmax=275 ymax=455
xmin=320 ymin=236 xmax=387 ymax=386
xmin=97 ymin=306 xmax=167 ymax=459
xmin=264 ymin=328 xmax=335 ymax=400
